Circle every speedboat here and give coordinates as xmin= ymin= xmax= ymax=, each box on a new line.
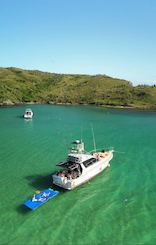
xmin=52 ymin=140 xmax=113 ymax=190
xmin=24 ymin=108 xmax=33 ymax=119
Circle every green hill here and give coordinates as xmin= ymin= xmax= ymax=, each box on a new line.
xmin=0 ymin=67 xmax=156 ymax=109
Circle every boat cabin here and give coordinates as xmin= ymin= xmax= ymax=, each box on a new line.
xmin=56 ymin=140 xmax=98 ymax=179
xmin=24 ymin=108 xmax=33 ymax=119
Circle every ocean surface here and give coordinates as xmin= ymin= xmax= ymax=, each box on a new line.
xmin=0 ymin=104 xmax=155 ymax=245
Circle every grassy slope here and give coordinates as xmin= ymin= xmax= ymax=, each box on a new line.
xmin=0 ymin=67 xmax=156 ymax=108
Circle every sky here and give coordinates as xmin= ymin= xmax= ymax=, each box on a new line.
xmin=0 ymin=0 xmax=156 ymax=85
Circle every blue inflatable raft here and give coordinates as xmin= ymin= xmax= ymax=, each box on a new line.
xmin=24 ymin=188 xmax=59 ymax=210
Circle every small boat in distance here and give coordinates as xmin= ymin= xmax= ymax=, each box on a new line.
xmin=52 ymin=140 xmax=114 ymax=190
xmin=24 ymin=108 xmax=33 ymax=119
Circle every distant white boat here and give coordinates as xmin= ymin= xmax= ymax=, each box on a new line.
xmin=52 ymin=140 xmax=113 ymax=190
xmin=24 ymin=108 xmax=33 ymax=119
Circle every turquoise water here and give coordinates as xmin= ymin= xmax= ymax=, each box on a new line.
xmin=0 ymin=105 xmax=155 ymax=245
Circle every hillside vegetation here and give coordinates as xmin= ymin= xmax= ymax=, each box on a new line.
xmin=0 ymin=67 xmax=156 ymax=109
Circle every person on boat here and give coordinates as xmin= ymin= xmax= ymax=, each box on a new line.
xmin=67 ymin=173 xmax=72 ymax=180
xmin=32 ymin=194 xmax=38 ymax=202
xmin=58 ymin=171 xmax=65 ymax=177
xmin=42 ymin=192 xmax=50 ymax=197
xmin=38 ymin=196 xmax=46 ymax=202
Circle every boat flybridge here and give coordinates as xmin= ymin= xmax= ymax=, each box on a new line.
xmin=24 ymin=108 xmax=33 ymax=119
xmin=52 ymin=140 xmax=113 ymax=190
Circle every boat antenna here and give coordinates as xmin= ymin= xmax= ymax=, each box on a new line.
xmin=91 ymin=124 xmax=96 ymax=152
xmin=81 ymin=125 xmax=83 ymax=143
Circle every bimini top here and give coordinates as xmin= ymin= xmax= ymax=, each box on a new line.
xmin=56 ymin=139 xmax=97 ymax=169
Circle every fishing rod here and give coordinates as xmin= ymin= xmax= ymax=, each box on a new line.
xmin=91 ymin=124 xmax=97 ymax=153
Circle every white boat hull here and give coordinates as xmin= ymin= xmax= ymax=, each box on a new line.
xmin=24 ymin=115 xmax=33 ymax=119
xmin=53 ymin=151 xmax=113 ymax=190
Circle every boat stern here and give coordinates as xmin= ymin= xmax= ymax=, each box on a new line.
xmin=52 ymin=174 xmax=73 ymax=190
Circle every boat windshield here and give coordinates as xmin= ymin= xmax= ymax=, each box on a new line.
xmin=26 ymin=111 xmax=32 ymax=115
xmin=83 ymin=157 xmax=97 ymax=168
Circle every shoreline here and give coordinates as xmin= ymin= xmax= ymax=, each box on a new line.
xmin=0 ymin=100 xmax=156 ymax=111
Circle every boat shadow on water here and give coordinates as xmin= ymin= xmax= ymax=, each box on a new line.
xmin=16 ymin=115 xmax=23 ymax=119
xmin=17 ymin=204 xmax=31 ymax=215
xmin=17 ymin=173 xmax=65 ymax=215
xmin=25 ymin=173 xmax=65 ymax=193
